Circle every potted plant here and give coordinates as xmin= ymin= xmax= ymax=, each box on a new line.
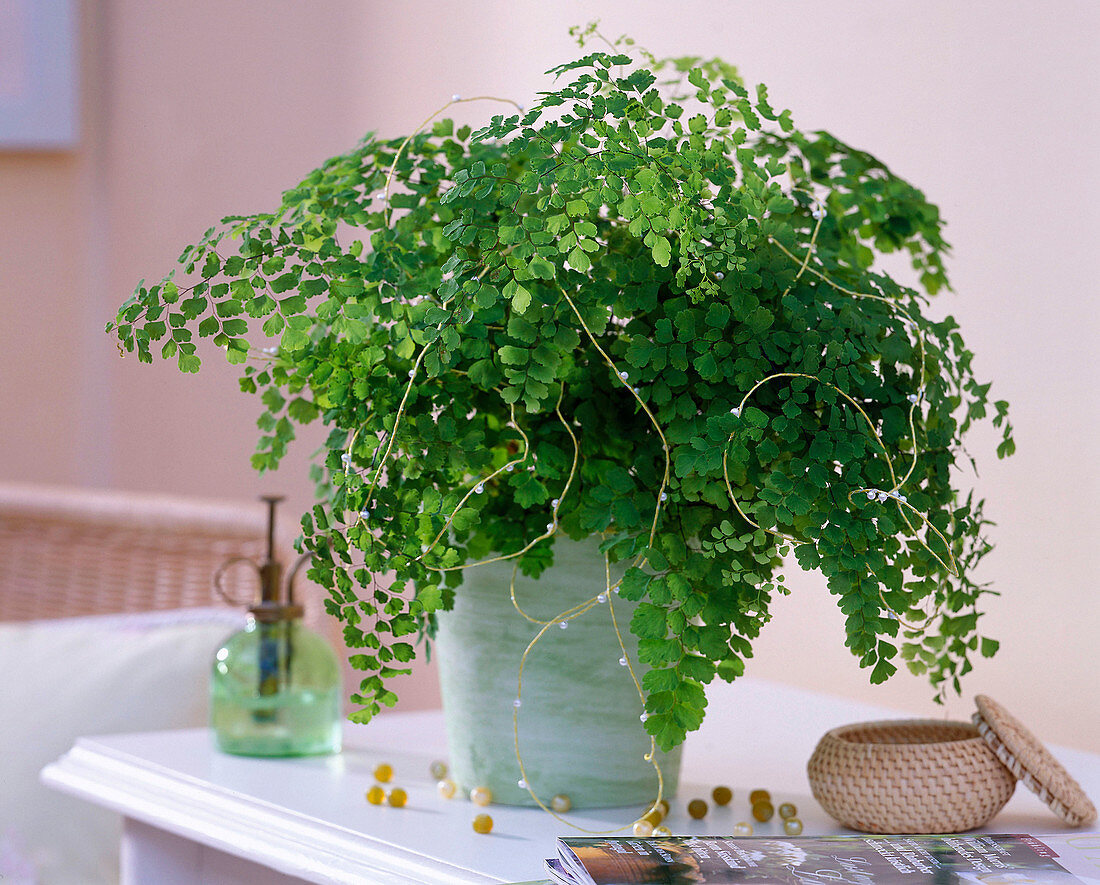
xmin=109 ymin=32 xmax=1014 ymax=810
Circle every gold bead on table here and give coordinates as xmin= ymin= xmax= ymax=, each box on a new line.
xmin=388 ymin=787 xmax=408 ymax=808
xmin=733 ymin=821 xmax=754 ymax=836
xmin=654 ymin=825 xmax=672 ymax=836
xmin=749 ymin=789 xmax=770 ymax=805
xmin=642 ymin=807 xmax=663 ymax=826
xmin=687 ymin=799 xmax=708 ymax=820
xmin=712 ymin=785 xmax=733 ymax=806
xmin=365 ymin=785 xmax=386 ymax=805
xmin=429 ymin=760 xmax=448 ymax=780
xmin=373 ymin=763 xmax=394 ymax=783
xmin=470 ymin=786 xmax=493 ymax=807
xmin=778 ymin=802 xmax=797 ymax=820
xmin=550 ymin=794 xmax=572 ymax=813
xmin=472 ymin=813 xmax=493 ymax=834
xmin=752 ymin=800 xmax=774 ymax=822
xmin=632 ymin=819 xmax=655 ymax=836
xmin=783 ymin=817 xmax=803 ymax=835
xmin=657 ymin=798 xmax=670 ymax=817
xmin=437 ymin=778 xmax=457 ymax=800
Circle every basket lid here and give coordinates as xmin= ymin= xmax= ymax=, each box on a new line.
xmin=972 ymin=694 xmax=1097 ymax=826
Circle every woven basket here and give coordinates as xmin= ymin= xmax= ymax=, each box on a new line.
xmin=807 ymin=719 xmax=1016 ymax=833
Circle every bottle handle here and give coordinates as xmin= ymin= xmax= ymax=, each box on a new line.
xmin=213 ymin=556 xmax=262 ymax=607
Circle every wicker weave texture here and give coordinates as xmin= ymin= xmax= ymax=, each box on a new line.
xmin=0 ymin=483 xmax=320 ymax=628
xmin=807 ymin=719 xmax=1016 ymax=833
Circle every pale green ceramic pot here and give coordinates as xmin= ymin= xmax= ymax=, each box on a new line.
xmin=434 ymin=537 xmax=682 ymax=808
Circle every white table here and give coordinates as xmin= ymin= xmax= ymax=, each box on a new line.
xmin=41 ymin=678 xmax=1100 ymax=884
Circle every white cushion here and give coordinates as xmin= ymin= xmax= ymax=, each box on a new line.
xmin=0 ymin=609 xmax=244 ymax=885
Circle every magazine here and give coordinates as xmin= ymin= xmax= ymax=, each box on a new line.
xmin=545 ymin=834 xmax=1100 ymax=885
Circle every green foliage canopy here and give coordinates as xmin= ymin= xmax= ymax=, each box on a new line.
xmin=109 ymin=46 xmax=1013 ymax=750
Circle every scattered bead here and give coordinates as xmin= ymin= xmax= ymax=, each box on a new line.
xmin=654 ymin=825 xmax=672 ymax=836
xmin=749 ymin=789 xmax=771 ymax=804
xmin=366 ymin=785 xmax=385 ymax=805
xmin=779 ymin=802 xmax=798 ymax=820
xmin=632 ymin=819 xmax=654 ymax=836
xmin=687 ymin=799 xmax=708 ymax=819
xmin=374 ymin=763 xmax=394 ymax=783
xmin=512 ymin=698 xmax=522 ymax=708
xmin=437 ymin=778 xmax=457 ymax=799
xmin=472 ymin=813 xmax=493 ymax=834
xmin=517 ymin=778 xmax=528 ymax=789
xmin=559 ymin=620 xmax=568 ymax=629
xmin=451 ymin=94 xmax=462 ymax=102
xmin=783 ymin=817 xmax=803 ymax=835
xmin=429 ymin=760 xmax=448 ymax=780
xmin=619 ymin=656 xmax=628 ymax=666
xmin=470 ymin=786 xmax=493 ymax=807
xmin=733 ymin=821 xmax=754 ymax=836
xmin=388 ymin=787 xmax=408 ymax=808
xmin=712 ymin=786 xmax=733 ymax=806
xmin=752 ymin=800 xmax=775 ymax=822
xmin=551 ymin=794 xmax=572 ymax=813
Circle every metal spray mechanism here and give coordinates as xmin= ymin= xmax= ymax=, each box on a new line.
xmin=213 ymin=495 xmax=310 ymax=622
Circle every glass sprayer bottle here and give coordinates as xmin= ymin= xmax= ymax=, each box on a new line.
xmin=210 ymin=495 xmax=342 ymax=756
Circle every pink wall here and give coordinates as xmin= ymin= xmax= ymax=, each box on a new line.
xmin=2 ymin=2 xmax=1097 ymax=748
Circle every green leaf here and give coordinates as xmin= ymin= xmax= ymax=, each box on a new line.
xmin=651 ymin=236 xmax=671 ymax=267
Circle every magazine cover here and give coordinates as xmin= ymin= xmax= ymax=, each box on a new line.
xmin=547 ymin=834 xmax=1100 ymax=885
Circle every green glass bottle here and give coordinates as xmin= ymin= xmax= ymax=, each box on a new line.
xmin=210 ymin=496 xmax=342 ymax=757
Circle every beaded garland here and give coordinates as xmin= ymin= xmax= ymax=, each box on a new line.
xmin=340 ymin=125 xmax=963 ymax=832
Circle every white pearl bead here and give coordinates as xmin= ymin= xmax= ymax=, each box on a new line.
xmin=866 ymin=490 xmax=876 ymax=500
xmin=558 ymin=620 xmax=568 ymax=629
xmin=660 ymin=492 xmax=667 ymax=502
xmin=639 ymin=712 xmax=648 ymax=722
xmin=619 ymin=656 xmax=628 ymax=666
xmin=730 ymin=407 xmax=740 ymax=418
xmin=451 ymin=94 xmax=462 ymax=102
xmin=619 ymin=371 xmax=628 ymax=380
xmin=908 ymin=393 xmax=919 ymax=403
xmin=512 ymin=698 xmax=522 ymax=708
xmin=715 ymin=271 xmax=725 ymax=280
xmin=341 ymin=454 xmax=352 ymax=463
xmin=506 ymin=464 xmax=514 ymax=472
xmin=359 ymin=509 xmax=371 ymax=520
xmin=551 ymin=498 xmax=560 ymax=507
xmin=546 ymin=522 xmax=555 ymax=532
xmin=517 ymin=778 xmax=527 ymax=789
xmin=597 ymin=593 xmax=607 ymax=603
xmin=408 ymin=369 xmax=415 ymax=378
xmin=475 ymin=484 xmax=484 ymax=494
